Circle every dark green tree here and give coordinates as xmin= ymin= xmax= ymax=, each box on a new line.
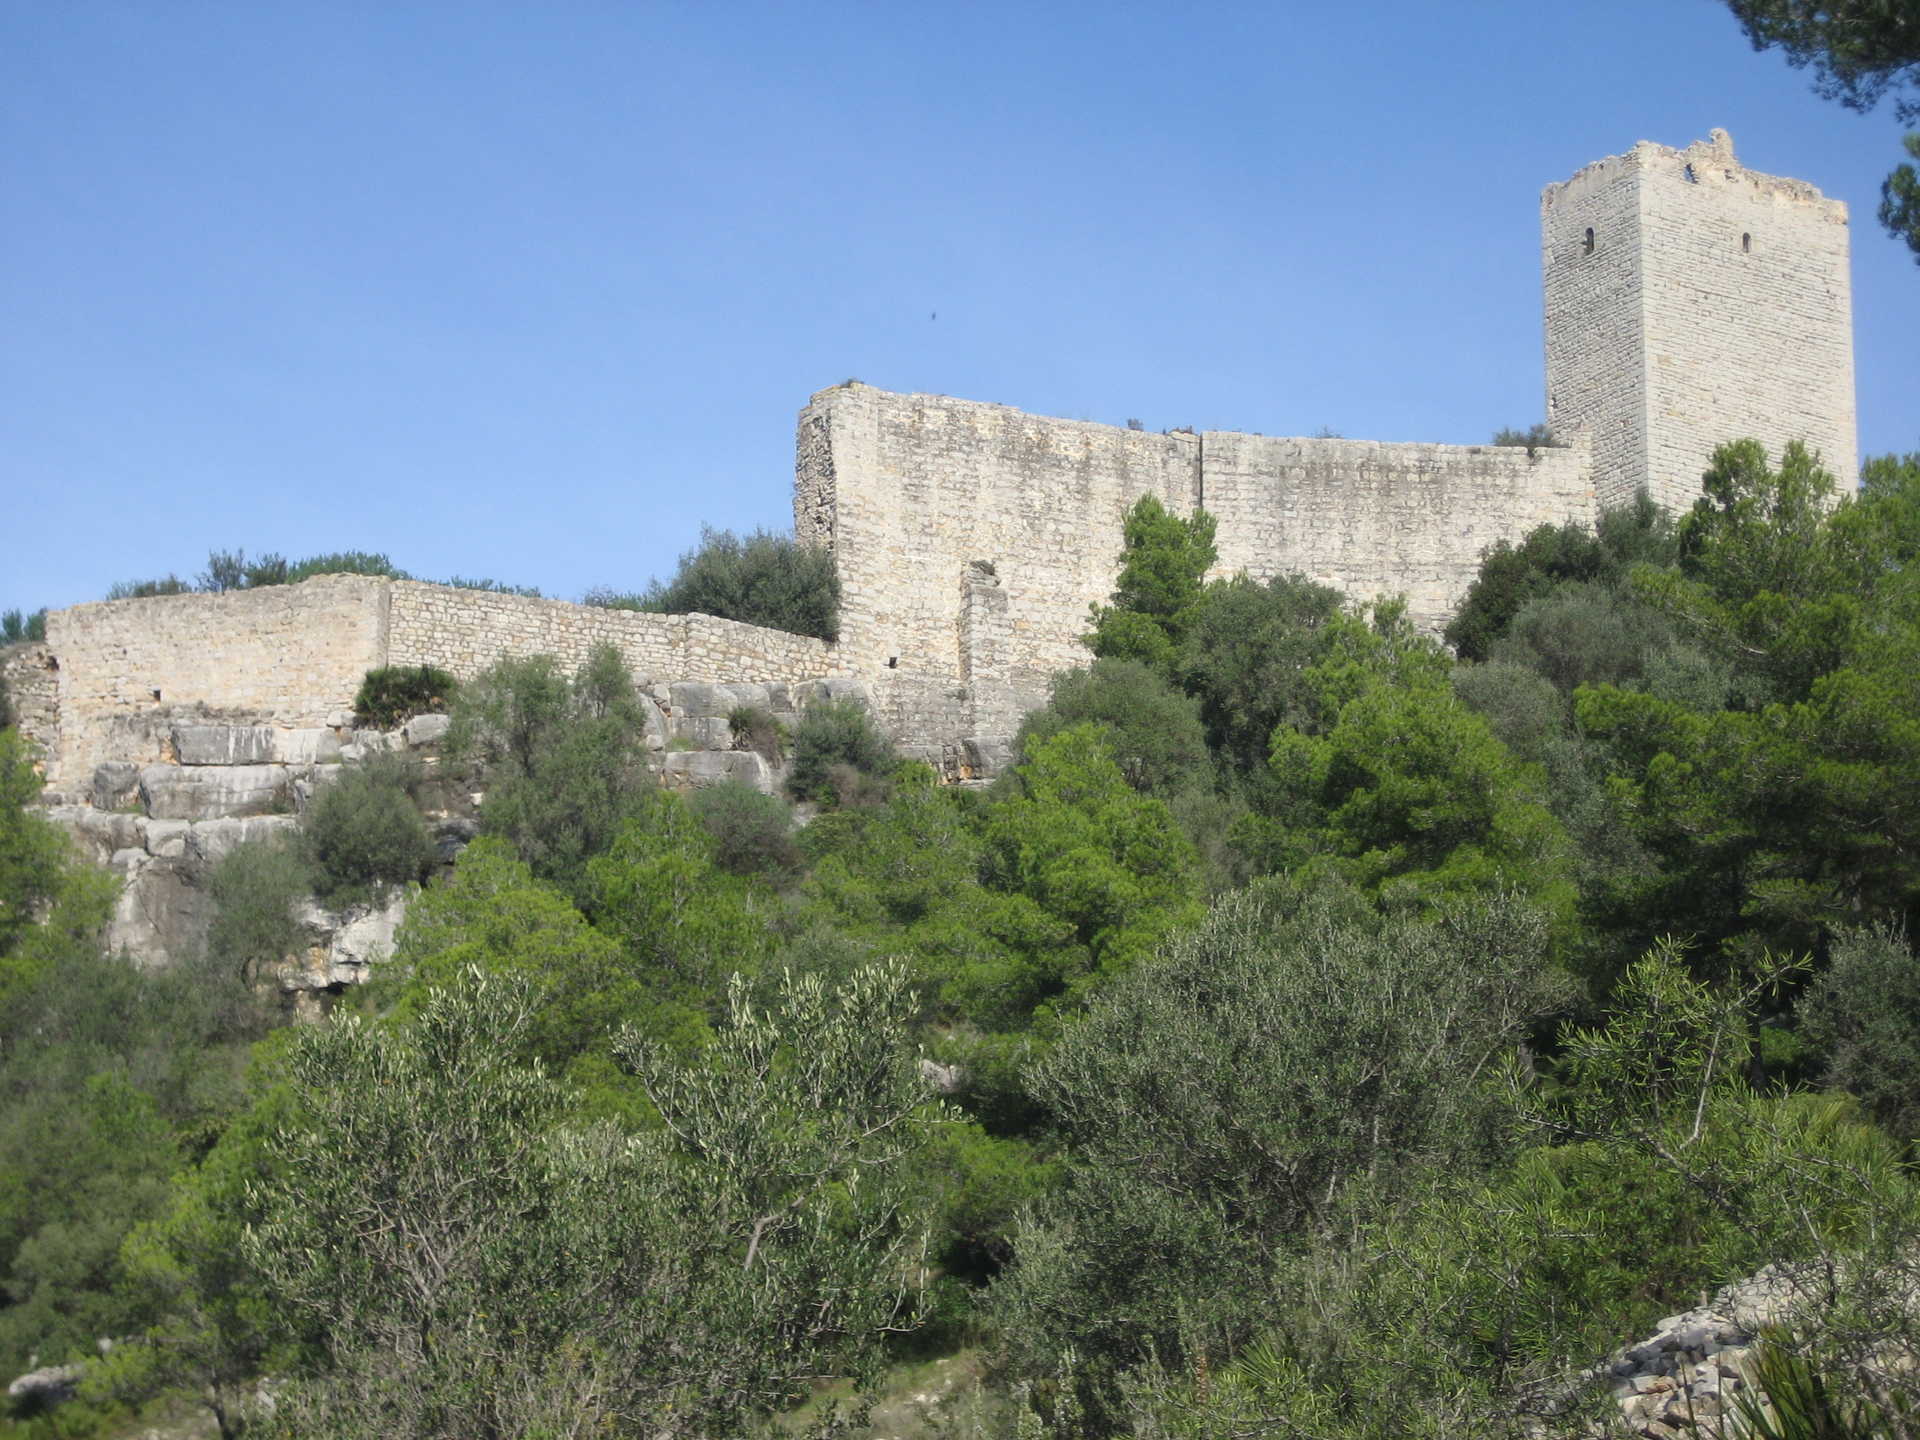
xmin=594 ymin=525 xmax=841 ymax=640
xmin=1723 ymin=0 xmax=1920 ymax=260
xmin=1085 ymin=495 xmax=1218 ymax=674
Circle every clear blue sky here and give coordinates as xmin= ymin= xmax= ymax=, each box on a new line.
xmin=5 ymin=2 xmax=1916 ymax=619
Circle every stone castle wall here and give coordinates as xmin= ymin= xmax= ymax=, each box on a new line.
xmin=1545 ymin=131 xmax=1856 ymax=513
xmin=798 ymin=386 xmax=1596 ymax=660
xmin=386 ymin=581 xmax=836 ymax=684
xmin=14 ymin=133 xmax=1856 ymax=795
xmin=796 ymin=385 xmax=1203 ymax=682
xmin=29 ymin=576 xmax=844 ymax=790
xmin=2 ymin=643 xmax=60 ymax=767
xmin=1202 ymin=430 xmax=1594 ymax=632
xmin=42 ymin=576 xmax=393 ymax=788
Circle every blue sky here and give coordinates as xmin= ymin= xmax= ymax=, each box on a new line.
xmin=5 ymin=2 xmax=1916 ymax=619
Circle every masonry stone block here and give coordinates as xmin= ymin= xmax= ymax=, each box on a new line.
xmin=92 ymin=762 xmax=142 ymax=811
xmin=402 ymin=713 xmax=452 ymax=747
xmin=658 ymin=749 xmax=775 ymax=795
xmin=142 ymin=765 xmax=292 ymax=821
xmin=186 ymin=815 xmax=300 ymax=865
xmin=273 ymin=728 xmax=344 ymax=764
xmin=174 ymin=725 xmax=276 ymax=766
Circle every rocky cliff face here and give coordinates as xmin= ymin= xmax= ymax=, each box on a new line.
xmin=36 ymin=674 xmax=877 ymax=1002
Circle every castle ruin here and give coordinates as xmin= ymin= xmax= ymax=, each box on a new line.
xmin=5 ymin=131 xmax=1859 ymax=793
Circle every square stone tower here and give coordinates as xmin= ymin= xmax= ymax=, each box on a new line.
xmin=1542 ymin=130 xmax=1857 ymax=514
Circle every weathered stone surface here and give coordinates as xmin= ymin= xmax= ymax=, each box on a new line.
xmin=140 ymin=764 xmax=291 ymax=821
xmin=639 ymin=695 xmax=670 ymax=752
xmin=91 ymin=761 xmax=142 ymax=811
xmin=143 ymin=818 xmax=192 ymax=858
xmin=658 ymin=749 xmax=775 ymax=795
xmin=403 ymin=712 xmax=451 ymax=747
xmin=174 ymin=724 xmax=276 ymax=766
xmin=108 ymin=853 xmax=215 ymax=969
xmin=283 ymin=890 xmax=409 ymax=991
xmin=274 ymin=727 xmax=343 ymax=764
xmin=46 ymin=804 xmax=145 ymax=865
xmin=186 ymin=815 xmax=299 ymax=865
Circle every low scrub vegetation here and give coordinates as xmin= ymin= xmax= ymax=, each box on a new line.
xmin=4 ymin=444 xmax=1920 ymax=1437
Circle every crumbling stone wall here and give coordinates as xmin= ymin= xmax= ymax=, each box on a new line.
xmin=1 ymin=643 xmax=60 ymax=769
xmin=386 ymin=581 xmax=836 ymax=684
xmin=1544 ymin=130 xmax=1856 ymax=513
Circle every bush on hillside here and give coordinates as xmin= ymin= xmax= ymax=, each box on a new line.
xmin=690 ymin=780 xmax=803 ymax=880
xmin=785 ymin=698 xmax=896 ymax=806
xmin=590 ymin=526 xmax=840 ymax=641
xmin=354 ymin=664 xmax=458 ymax=729
xmin=727 ymin=704 xmax=788 ymax=765
xmin=206 ymin=840 xmax=314 ymax=987
xmin=299 ymin=754 xmax=435 ymax=903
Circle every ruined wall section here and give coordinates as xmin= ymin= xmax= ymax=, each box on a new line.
xmin=1637 ymin=131 xmax=1856 ymax=507
xmin=1543 ymin=146 xmax=1649 ymax=511
xmin=386 ymin=581 xmax=837 ymax=685
xmin=797 ymin=384 xmax=1202 ymax=684
xmin=44 ymin=576 xmax=391 ymax=788
xmin=1201 ymin=432 xmax=1594 ymax=632
xmin=2 ymin=643 xmax=61 ymax=770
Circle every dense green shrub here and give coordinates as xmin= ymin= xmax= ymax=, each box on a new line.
xmin=449 ymin=645 xmax=656 ymax=901
xmin=353 ymin=664 xmax=457 ymax=729
xmin=784 ymin=697 xmax=897 ymax=805
xmin=1084 ymin=496 xmax=1218 ymax=674
xmin=987 ymin=879 xmax=1568 ymax=1397
xmin=1801 ymin=924 xmax=1920 ymax=1140
xmin=1443 ymin=492 xmax=1675 ymax=661
xmin=690 ymin=780 xmax=802 ymax=880
xmin=590 ymin=526 xmax=839 ymax=640
xmin=1013 ymin=659 xmax=1210 ymax=800
xmin=298 ymin=755 xmax=435 ymax=903
xmin=205 ymin=840 xmax=314 ymax=986
xmin=727 ymin=704 xmax=788 ymax=764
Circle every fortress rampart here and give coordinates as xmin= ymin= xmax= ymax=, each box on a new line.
xmin=22 ymin=577 xmax=841 ymax=789
xmin=5 ymin=131 xmax=1860 ymax=791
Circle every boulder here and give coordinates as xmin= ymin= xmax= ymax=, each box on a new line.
xmin=639 ymin=696 xmax=670 ymax=752
xmin=140 ymin=764 xmax=291 ymax=821
xmin=7 ymin=1363 xmax=83 ymax=1409
xmin=403 ymin=713 xmax=452 ymax=747
xmin=283 ymin=890 xmax=410 ymax=990
xmin=91 ymin=761 xmax=142 ymax=811
xmin=186 ymin=815 xmax=299 ymax=865
xmin=143 ymin=818 xmax=192 ymax=858
xmin=173 ymin=725 xmax=276 ymax=766
xmin=432 ymin=816 xmax=480 ymax=863
xmin=658 ymin=749 xmax=775 ymax=795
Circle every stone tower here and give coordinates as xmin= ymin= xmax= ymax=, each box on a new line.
xmin=1541 ymin=129 xmax=1857 ymax=514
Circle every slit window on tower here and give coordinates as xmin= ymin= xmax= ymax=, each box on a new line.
xmin=1742 ymin=232 xmax=1752 ymax=253
xmin=1582 ymin=227 xmax=1595 ymax=255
